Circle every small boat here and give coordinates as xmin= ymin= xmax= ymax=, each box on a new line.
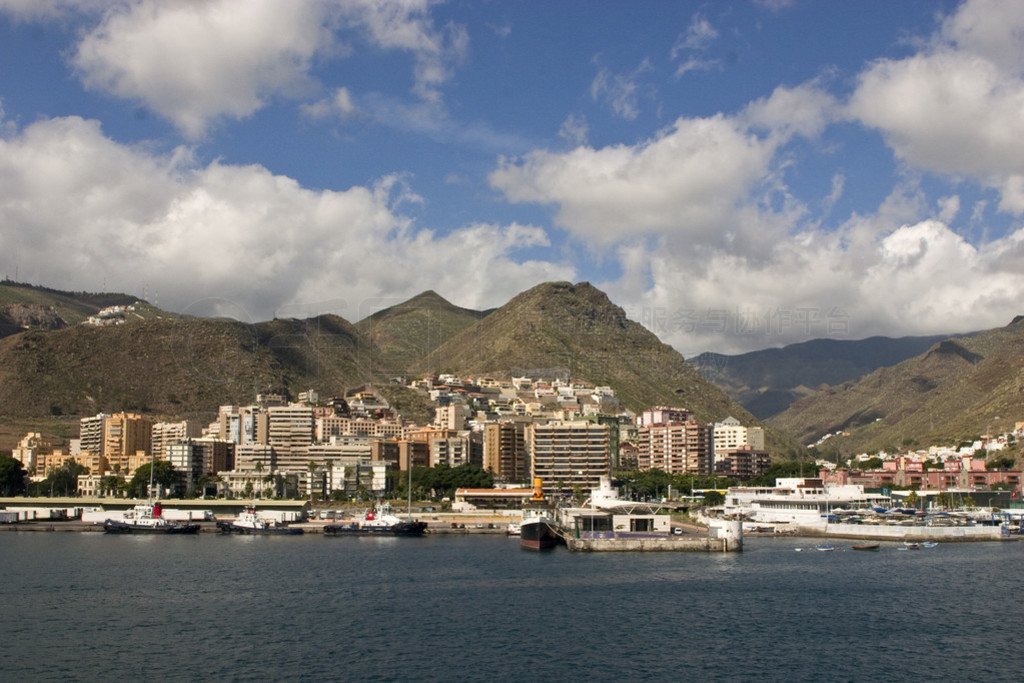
xmin=103 ymin=502 xmax=199 ymax=535
xmin=794 ymin=548 xmax=803 ymax=552
xmin=815 ymin=544 xmax=837 ymax=552
xmin=851 ymin=543 xmax=880 ymax=551
xmin=323 ymin=501 xmax=427 ymax=537
xmin=921 ymin=541 xmax=938 ymax=548
xmin=506 ymin=522 xmax=521 ymax=536
xmin=216 ymin=505 xmax=303 ymax=535
xmin=903 ymin=541 xmax=921 ymax=550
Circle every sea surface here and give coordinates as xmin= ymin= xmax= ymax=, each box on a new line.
xmin=1 ymin=532 xmax=1022 ymax=682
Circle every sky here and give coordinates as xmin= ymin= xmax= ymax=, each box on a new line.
xmin=2 ymin=0 xmax=1024 ymax=356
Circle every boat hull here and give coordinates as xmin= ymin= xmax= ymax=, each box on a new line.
xmin=520 ymin=518 xmax=559 ymax=550
xmin=323 ymin=521 xmax=427 ymax=537
xmin=103 ymin=520 xmax=199 ymax=534
xmin=216 ymin=521 xmax=303 ymax=535
xmin=852 ymin=544 xmax=880 ymax=551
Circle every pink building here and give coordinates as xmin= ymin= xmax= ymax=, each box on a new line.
xmin=822 ymin=455 xmax=1021 ymax=494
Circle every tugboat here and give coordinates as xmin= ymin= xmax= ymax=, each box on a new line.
xmin=520 ymin=478 xmax=560 ymax=550
xmin=103 ymin=502 xmax=199 ymax=534
xmin=323 ymin=501 xmax=427 ymax=537
xmin=216 ymin=504 xmax=303 ymax=535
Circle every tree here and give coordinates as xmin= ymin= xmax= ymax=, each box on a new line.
xmin=905 ymin=491 xmax=919 ymax=508
xmin=43 ymin=461 xmax=89 ymax=497
xmin=127 ymin=460 xmax=180 ymax=498
xmin=99 ymin=474 xmax=125 ymax=497
xmin=0 ymin=455 xmax=27 ymax=496
xmin=702 ymin=490 xmax=725 ymax=507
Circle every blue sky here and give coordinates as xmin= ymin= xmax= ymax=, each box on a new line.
xmin=2 ymin=0 xmax=1023 ymax=355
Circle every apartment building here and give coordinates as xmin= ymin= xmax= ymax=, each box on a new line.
xmin=636 ymin=419 xmax=714 ymax=475
xmin=528 ymin=420 xmax=611 ymax=492
xmin=151 ymin=420 xmax=202 ymax=460
xmin=101 ymin=413 xmax=152 ymax=472
xmin=483 ymin=421 xmax=529 ymax=482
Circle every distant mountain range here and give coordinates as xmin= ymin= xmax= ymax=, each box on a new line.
xmin=4 ymin=279 xmax=1019 ymax=461
xmin=689 ymin=335 xmax=956 ymax=419
xmin=769 ymin=318 xmax=1024 ymax=456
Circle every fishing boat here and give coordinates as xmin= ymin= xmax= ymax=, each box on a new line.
xmin=851 ymin=543 xmax=880 ymax=551
xmin=814 ymin=544 xmax=837 ymax=552
xmin=903 ymin=541 xmax=921 ymax=550
xmin=103 ymin=501 xmax=199 ymax=534
xmin=216 ymin=504 xmax=303 ymax=535
xmin=921 ymin=541 xmax=938 ymax=549
xmin=323 ymin=501 xmax=427 ymax=536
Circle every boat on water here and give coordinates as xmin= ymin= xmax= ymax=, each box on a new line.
xmin=815 ymin=544 xmax=837 ymax=552
xmin=323 ymin=501 xmax=427 ymax=537
xmin=520 ymin=478 xmax=561 ymax=550
xmin=921 ymin=541 xmax=938 ymax=548
xmin=902 ymin=541 xmax=921 ymax=550
xmin=216 ymin=505 xmax=303 ymax=535
xmin=506 ymin=522 xmax=521 ymax=536
xmin=103 ymin=502 xmax=199 ymax=535
xmin=851 ymin=543 xmax=880 ymax=551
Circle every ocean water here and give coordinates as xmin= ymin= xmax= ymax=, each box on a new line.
xmin=1 ymin=533 xmax=1022 ymax=682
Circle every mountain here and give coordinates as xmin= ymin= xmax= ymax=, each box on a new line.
xmin=0 ymin=280 xmax=801 ymax=458
xmin=415 ymin=281 xmax=799 ymax=455
xmin=353 ymin=290 xmax=491 ymax=376
xmin=769 ymin=318 xmax=1024 ymax=456
xmin=0 ymin=281 xmax=141 ymax=338
xmin=690 ymin=335 xmax=954 ymax=419
xmin=0 ymin=314 xmax=378 ymax=420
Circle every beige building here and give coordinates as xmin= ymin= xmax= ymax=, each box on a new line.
xmin=528 ymin=420 xmax=611 ymax=492
xmin=713 ymin=416 xmax=765 ymax=452
xmin=151 ymin=420 xmax=202 ymax=461
xmin=100 ymin=413 xmax=153 ymax=472
xmin=12 ymin=432 xmax=47 ymax=474
xmin=636 ymin=420 xmax=714 ymax=475
xmin=483 ymin=422 xmax=529 ymax=482
xmin=267 ymin=404 xmax=315 ymax=457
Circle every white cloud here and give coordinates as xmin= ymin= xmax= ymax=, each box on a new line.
xmin=0 ymin=115 xmax=571 ymax=321
xmin=821 ymin=173 xmax=845 ymax=216
xmin=674 ymin=57 xmax=719 ymax=79
xmin=607 ymin=215 xmax=1024 ymax=356
xmin=590 ymin=58 xmax=654 ymax=121
xmin=937 ymin=195 xmax=960 ymax=224
xmin=671 ymin=12 xmax=718 ymax=57
xmin=72 ymin=0 xmax=331 ymax=140
xmin=743 ymin=81 xmax=838 ymax=140
xmin=558 ymin=114 xmax=588 ymax=147
xmin=849 ymin=0 xmax=1024 ymax=214
xmin=489 ymin=86 xmax=838 ymax=246
xmin=61 ymin=0 xmax=468 ymax=139
xmin=301 ymin=87 xmax=359 ymax=120
xmin=338 ymin=0 xmax=468 ymax=106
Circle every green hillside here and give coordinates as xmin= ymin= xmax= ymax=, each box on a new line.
xmin=770 ymin=318 xmax=1024 ymax=457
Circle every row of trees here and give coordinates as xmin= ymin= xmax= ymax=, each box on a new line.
xmin=386 ymin=463 xmax=494 ymax=502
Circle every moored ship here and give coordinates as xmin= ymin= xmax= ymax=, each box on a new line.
xmin=103 ymin=502 xmax=200 ymax=534
xmin=520 ymin=478 xmax=560 ymax=550
xmin=323 ymin=502 xmax=427 ymax=537
xmin=216 ymin=505 xmax=303 ymax=535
